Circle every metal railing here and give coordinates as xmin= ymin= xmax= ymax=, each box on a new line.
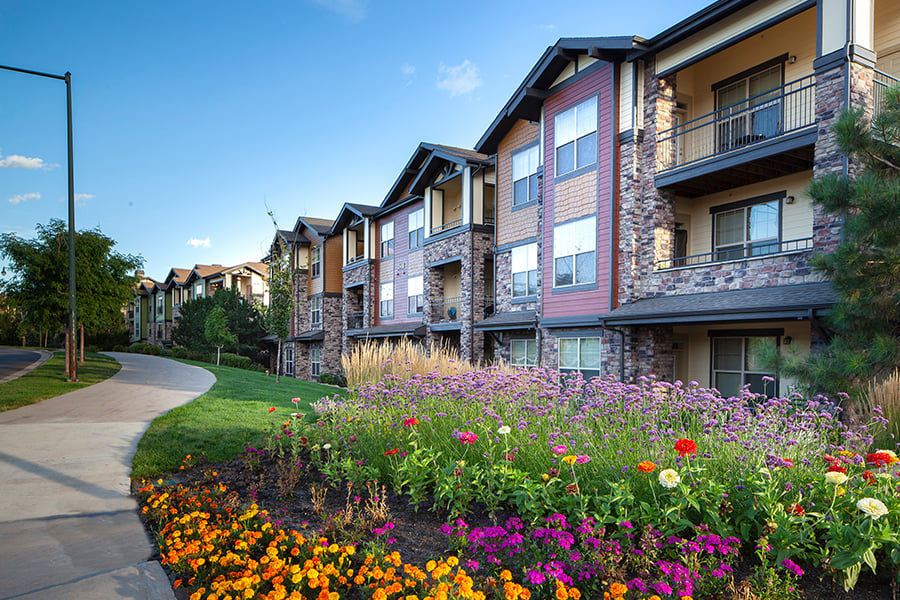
xmin=657 ymin=75 xmax=816 ymax=172
xmin=433 ymin=296 xmax=462 ymax=322
xmin=874 ymin=70 xmax=899 ymax=121
xmin=431 ymin=218 xmax=462 ymax=235
xmin=347 ymin=311 xmax=364 ymax=330
xmin=346 ymin=254 xmax=366 ymax=265
xmin=656 ymin=236 xmax=814 ymax=270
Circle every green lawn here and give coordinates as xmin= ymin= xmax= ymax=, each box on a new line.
xmin=0 ymin=351 xmax=122 ymax=412
xmin=131 ymin=360 xmax=345 ymax=479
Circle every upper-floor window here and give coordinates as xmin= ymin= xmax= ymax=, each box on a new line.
xmin=712 ymin=335 xmax=777 ymax=399
xmin=381 ymin=222 xmax=394 ymax=258
xmin=715 ymin=61 xmax=783 ymax=150
xmin=194 ymin=282 xmax=203 ymax=297
xmin=713 ymin=197 xmax=780 ymax=261
xmin=511 ymin=338 xmax=537 ymax=367
xmin=512 ymin=145 xmax=540 ymax=206
xmin=311 ymin=246 xmax=321 ymax=278
xmin=512 ymin=243 xmax=538 ymax=298
xmin=407 ymin=275 xmax=424 ymax=314
xmin=553 ymin=216 xmax=596 ymax=287
xmin=310 ymin=296 xmax=322 ymax=327
xmin=380 ymin=281 xmax=394 ymax=318
xmin=408 ymin=209 xmax=424 ymax=249
xmin=559 ymin=337 xmax=601 ymax=380
xmin=156 ymin=295 xmax=164 ymax=318
xmin=555 ymin=96 xmax=598 ymax=176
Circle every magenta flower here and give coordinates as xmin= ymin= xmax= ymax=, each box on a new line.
xmin=551 ymin=445 xmax=567 ymax=455
xmin=458 ymin=431 xmax=478 ymax=444
xmin=575 ymin=454 xmax=591 ymax=464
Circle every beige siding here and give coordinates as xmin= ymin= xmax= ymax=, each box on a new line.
xmin=677 ymin=171 xmax=813 ymax=257
xmin=619 ymin=61 xmax=634 ymax=133
xmin=379 ymin=257 xmax=394 ymax=284
xmin=553 ymin=170 xmax=598 ymax=224
xmin=408 ymin=249 xmax=423 ymax=275
xmin=658 ymin=0 xmax=809 ymax=74
xmin=674 ymin=9 xmax=816 ymax=122
xmin=496 ymin=119 xmax=541 ymax=246
xmin=876 ymin=0 xmax=900 ymax=76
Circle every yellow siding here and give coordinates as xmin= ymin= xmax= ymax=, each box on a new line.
xmin=674 ymin=9 xmax=816 ymax=122
xmin=619 ymin=61 xmax=634 ymax=133
xmin=678 ymin=171 xmax=813 ymax=257
xmin=875 ymin=0 xmax=900 ymax=76
xmin=444 ymin=264 xmax=461 ymax=298
xmin=658 ymin=0 xmax=809 ymax=74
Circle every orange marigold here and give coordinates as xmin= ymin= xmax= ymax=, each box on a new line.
xmin=637 ymin=461 xmax=656 ymax=472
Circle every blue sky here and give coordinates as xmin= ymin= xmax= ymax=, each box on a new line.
xmin=1 ymin=0 xmax=710 ymax=281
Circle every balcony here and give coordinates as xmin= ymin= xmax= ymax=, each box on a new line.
xmin=431 ymin=218 xmax=462 ymax=235
xmin=656 ymin=237 xmax=813 ymax=270
xmin=656 ymin=76 xmax=816 ymax=196
xmin=875 ymin=70 xmax=899 ymax=121
xmin=433 ymin=296 xmax=461 ymax=323
xmin=347 ymin=311 xmax=365 ymax=330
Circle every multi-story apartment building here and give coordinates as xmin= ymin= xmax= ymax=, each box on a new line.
xmin=128 ymin=272 xmax=157 ymax=343
xmin=271 ymin=217 xmax=343 ymax=381
xmin=476 ymin=0 xmax=898 ymax=396
xmin=333 ymin=143 xmax=496 ymax=362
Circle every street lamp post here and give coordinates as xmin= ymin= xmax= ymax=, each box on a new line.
xmin=1 ymin=64 xmax=78 ymax=381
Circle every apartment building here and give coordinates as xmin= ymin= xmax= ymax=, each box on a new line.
xmin=333 ymin=143 xmax=495 ymax=363
xmin=128 ymin=273 xmax=156 ymax=343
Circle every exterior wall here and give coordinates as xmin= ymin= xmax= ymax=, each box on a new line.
xmin=542 ymin=62 xmax=616 ymax=320
xmin=321 ymin=295 xmax=343 ymax=376
xmin=373 ymin=200 xmax=426 ymax=325
xmin=324 ymin=236 xmax=343 ymax=295
xmin=341 ymin=261 xmax=374 ymax=356
xmin=539 ymin=328 xmax=624 ymax=380
xmin=496 ymin=120 xmax=541 ymax=247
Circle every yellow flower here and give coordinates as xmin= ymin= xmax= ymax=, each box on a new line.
xmin=562 ymin=455 xmax=578 ymax=465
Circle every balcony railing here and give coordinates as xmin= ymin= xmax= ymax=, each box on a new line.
xmin=658 ymin=75 xmax=816 ymax=172
xmin=172 ymin=305 xmax=181 ymax=319
xmin=346 ymin=254 xmax=366 ymax=265
xmin=433 ymin=296 xmax=462 ymax=322
xmin=656 ymin=236 xmax=814 ymax=270
xmin=431 ymin=218 xmax=462 ymax=235
xmin=347 ymin=311 xmax=364 ymax=330
xmin=874 ymin=70 xmax=899 ymax=121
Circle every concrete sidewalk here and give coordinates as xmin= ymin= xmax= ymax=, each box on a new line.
xmin=0 ymin=352 xmax=216 ymax=600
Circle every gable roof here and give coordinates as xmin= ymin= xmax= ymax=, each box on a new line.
xmin=164 ymin=267 xmax=191 ymax=286
xmin=330 ymin=202 xmax=381 ymax=235
xmin=408 ymin=143 xmax=493 ymax=196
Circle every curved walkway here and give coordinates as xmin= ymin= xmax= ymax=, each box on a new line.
xmin=0 ymin=352 xmax=215 ymax=600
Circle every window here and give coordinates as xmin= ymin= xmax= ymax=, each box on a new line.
xmin=715 ymin=62 xmax=783 ymax=151
xmin=512 ymin=145 xmax=540 ymax=205
xmin=511 ymin=339 xmax=537 ymax=367
xmin=408 ymin=209 xmax=424 ymax=249
xmin=156 ymin=295 xmax=164 ymax=319
xmin=554 ymin=96 xmax=598 ymax=175
xmin=381 ymin=222 xmax=394 ymax=258
xmin=380 ymin=281 xmax=394 ymax=318
xmin=310 ymin=246 xmax=321 ymax=278
xmin=310 ymin=346 xmax=321 ymax=377
xmin=194 ymin=282 xmax=203 ymax=297
xmin=714 ymin=199 xmax=779 ymax=261
xmin=512 ymin=243 xmax=538 ymax=297
xmin=283 ymin=346 xmax=294 ymax=377
xmin=310 ymin=296 xmax=321 ymax=327
xmin=553 ymin=217 xmax=596 ymax=287
xmin=558 ymin=337 xmax=601 ymax=379
xmin=712 ymin=336 xmax=777 ymax=399
xmin=407 ymin=275 xmax=424 ymax=314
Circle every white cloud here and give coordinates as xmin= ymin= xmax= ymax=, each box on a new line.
xmin=437 ymin=60 xmax=482 ymax=97
xmin=75 ymin=193 xmax=95 ymax=206
xmin=402 ymin=63 xmax=416 ymax=77
xmin=186 ymin=237 xmax=211 ymax=248
xmin=8 ymin=192 xmax=40 ymax=205
xmin=309 ymin=0 xmax=367 ymax=22
xmin=0 ymin=154 xmax=47 ymax=169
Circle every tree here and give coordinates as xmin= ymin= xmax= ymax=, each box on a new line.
xmin=172 ymin=287 xmax=265 ymax=359
xmin=205 ymin=306 xmax=236 ymax=366
xmin=0 ymin=219 xmax=142 ymax=346
xmin=263 ymin=216 xmax=294 ymax=384
xmin=776 ymin=85 xmax=900 ymax=398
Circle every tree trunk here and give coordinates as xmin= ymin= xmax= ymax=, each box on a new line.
xmin=276 ymin=339 xmax=282 ymax=384
xmin=64 ymin=328 xmax=69 ymax=376
xmin=216 ymin=346 xmax=221 ymax=366
xmin=80 ymin=323 xmax=85 ymax=364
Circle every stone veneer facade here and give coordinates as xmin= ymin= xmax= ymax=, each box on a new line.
xmin=341 ymin=261 xmax=374 ymax=357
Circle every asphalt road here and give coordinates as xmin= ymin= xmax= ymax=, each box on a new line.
xmin=0 ymin=347 xmax=43 ymax=381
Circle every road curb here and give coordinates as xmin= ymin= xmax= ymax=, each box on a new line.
xmin=0 ymin=349 xmax=53 ymax=384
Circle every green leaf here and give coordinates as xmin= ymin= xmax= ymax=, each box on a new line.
xmin=861 ymin=548 xmax=877 ymax=573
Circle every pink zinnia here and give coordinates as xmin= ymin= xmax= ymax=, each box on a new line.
xmin=458 ymin=431 xmax=478 ymax=444
xmin=551 ymin=445 xmax=567 ymax=455
xmin=575 ymin=455 xmax=591 ymax=464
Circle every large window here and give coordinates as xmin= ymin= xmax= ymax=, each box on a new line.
xmin=554 ymin=96 xmax=598 ymax=176
xmin=512 ymin=243 xmax=538 ymax=298
xmin=156 ymin=295 xmax=164 ymax=319
xmin=284 ymin=346 xmax=294 ymax=377
xmin=512 ymin=145 xmax=540 ymax=206
xmin=712 ymin=335 xmax=777 ymax=398
xmin=713 ymin=198 xmax=780 ymax=261
xmin=511 ymin=339 xmax=537 ymax=367
xmin=553 ymin=217 xmax=596 ymax=287
xmin=381 ymin=222 xmax=394 ymax=258
xmin=380 ymin=281 xmax=394 ymax=318
xmin=310 ymin=246 xmax=321 ymax=278
xmin=408 ymin=209 xmax=424 ymax=249
xmin=558 ymin=337 xmax=601 ymax=380
xmin=407 ymin=275 xmax=424 ymax=314
xmin=310 ymin=346 xmax=321 ymax=378
xmin=715 ymin=61 xmax=783 ymax=151
xmin=310 ymin=296 xmax=321 ymax=327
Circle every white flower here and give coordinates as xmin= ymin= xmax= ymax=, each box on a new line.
xmin=498 ymin=426 xmax=511 ymax=435
xmin=659 ymin=468 xmax=681 ymax=488
xmin=322 ymin=443 xmax=332 ymax=451
xmin=825 ymin=471 xmax=848 ymax=485
xmin=857 ymin=497 xmax=889 ymax=520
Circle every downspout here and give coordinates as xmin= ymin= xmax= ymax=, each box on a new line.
xmin=610 ymin=60 xmax=620 ymax=313
xmin=600 ymin=319 xmax=626 ymax=382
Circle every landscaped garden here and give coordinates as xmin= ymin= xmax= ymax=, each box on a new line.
xmin=136 ymin=346 xmax=899 ymax=600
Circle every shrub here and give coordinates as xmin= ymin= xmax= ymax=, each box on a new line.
xmin=170 ymin=346 xmax=207 ymax=361
xmin=218 ymin=352 xmax=266 ymax=372
xmin=112 ymin=344 xmax=126 ymax=352
xmin=317 ymin=372 xmax=347 ymax=387
xmin=128 ymin=342 xmax=160 ymax=355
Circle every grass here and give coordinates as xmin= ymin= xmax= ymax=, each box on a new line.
xmin=0 ymin=351 xmax=122 ymax=412
xmin=131 ymin=359 xmax=345 ymax=479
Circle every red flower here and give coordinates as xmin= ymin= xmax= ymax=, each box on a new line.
xmin=863 ymin=470 xmax=875 ymax=484
xmin=783 ymin=458 xmax=794 ymax=468
xmin=674 ymin=438 xmax=697 ymax=457
xmin=827 ymin=464 xmax=847 ymax=474
xmin=384 ymin=448 xmax=399 ymax=456
xmin=866 ymin=452 xmax=895 ymax=467
xmin=822 ymin=453 xmax=837 ymax=464
xmin=786 ymin=503 xmax=805 ymax=516
xmin=403 ymin=417 xmax=419 ymax=427
xmin=458 ymin=431 xmax=478 ymax=445
xmin=268 ymin=407 xmax=276 ymax=413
